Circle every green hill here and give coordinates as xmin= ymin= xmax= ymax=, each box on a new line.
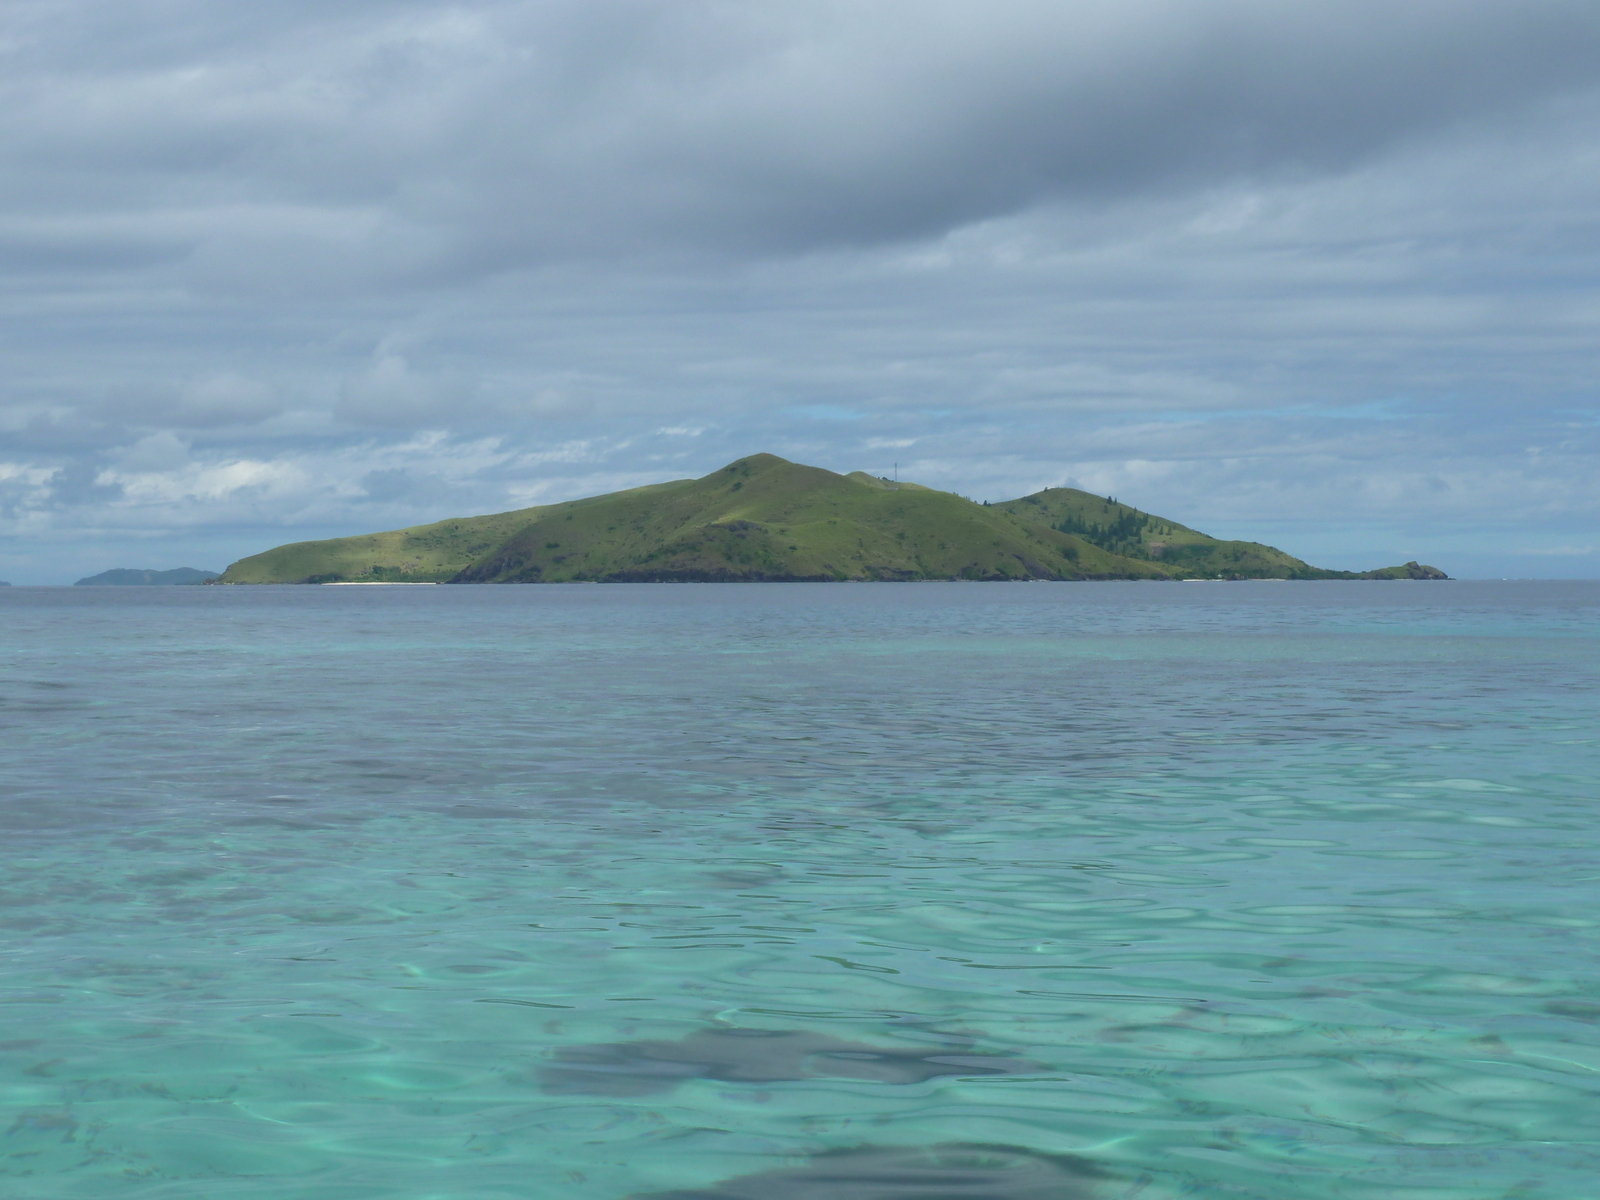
xmin=213 ymin=454 xmax=1446 ymax=584
xmin=993 ymin=488 xmax=1352 ymax=579
xmin=452 ymin=455 xmax=1164 ymax=583
xmin=213 ymin=504 xmax=552 ymax=584
xmin=993 ymin=489 xmax=1449 ymax=580
xmin=215 ymin=480 xmax=699 ymax=584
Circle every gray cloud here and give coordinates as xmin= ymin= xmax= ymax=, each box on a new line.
xmin=358 ymin=466 xmax=450 ymax=506
xmin=1 ymin=1 xmax=1598 ymax=580
xmin=6 ymin=1 xmax=1600 ymax=285
xmin=47 ymin=459 xmax=123 ymax=507
xmin=338 ymin=353 xmax=475 ymax=427
xmin=118 ymin=373 xmax=285 ymax=429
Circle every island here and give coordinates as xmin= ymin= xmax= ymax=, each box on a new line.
xmin=212 ymin=454 xmax=1447 ymax=584
xmin=75 ymin=568 xmax=220 ymax=586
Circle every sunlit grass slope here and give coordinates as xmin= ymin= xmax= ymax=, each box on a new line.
xmin=215 ymin=507 xmax=554 ymax=583
xmin=215 ymin=481 xmax=693 ymax=583
xmin=453 ymin=455 xmax=1166 ymax=582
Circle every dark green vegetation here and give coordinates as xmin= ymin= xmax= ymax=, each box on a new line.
xmin=992 ymin=489 xmax=1445 ymax=580
xmin=74 ymin=567 xmax=219 ymax=586
xmin=214 ymin=454 xmax=1447 ymax=584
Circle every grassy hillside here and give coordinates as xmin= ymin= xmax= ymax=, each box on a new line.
xmin=214 ymin=506 xmax=555 ymax=584
xmin=214 ymin=454 xmax=1446 ymax=584
xmin=996 ymin=487 xmax=1364 ymax=580
xmin=215 ymin=481 xmax=697 ymax=584
xmin=454 ymin=455 xmax=1167 ymax=582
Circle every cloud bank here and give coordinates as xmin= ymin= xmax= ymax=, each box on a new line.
xmin=2 ymin=0 xmax=1598 ymax=580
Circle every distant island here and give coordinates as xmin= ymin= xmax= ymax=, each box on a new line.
xmin=212 ymin=455 xmax=1446 ymax=584
xmin=75 ymin=568 xmax=220 ymax=586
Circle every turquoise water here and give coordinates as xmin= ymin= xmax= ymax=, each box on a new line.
xmin=1 ymin=581 xmax=1597 ymax=1199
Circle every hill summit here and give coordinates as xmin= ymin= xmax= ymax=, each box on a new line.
xmin=213 ymin=454 xmax=1445 ymax=584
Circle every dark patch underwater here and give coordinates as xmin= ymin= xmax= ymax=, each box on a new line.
xmin=629 ymin=1142 xmax=1107 ymax=1199
xmin=539 ymin=1027 xmax=1043 ymax=1096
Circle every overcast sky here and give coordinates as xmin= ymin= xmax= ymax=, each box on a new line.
xmin=4 ymin=0 xmax=1599 ymax=582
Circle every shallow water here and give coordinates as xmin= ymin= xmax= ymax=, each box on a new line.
xmin=1 ymin=581 xmax=1597 ymax=1199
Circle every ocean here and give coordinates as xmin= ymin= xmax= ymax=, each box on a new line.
xmin=1 ymin=581 xmax=1596 ymax=1199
